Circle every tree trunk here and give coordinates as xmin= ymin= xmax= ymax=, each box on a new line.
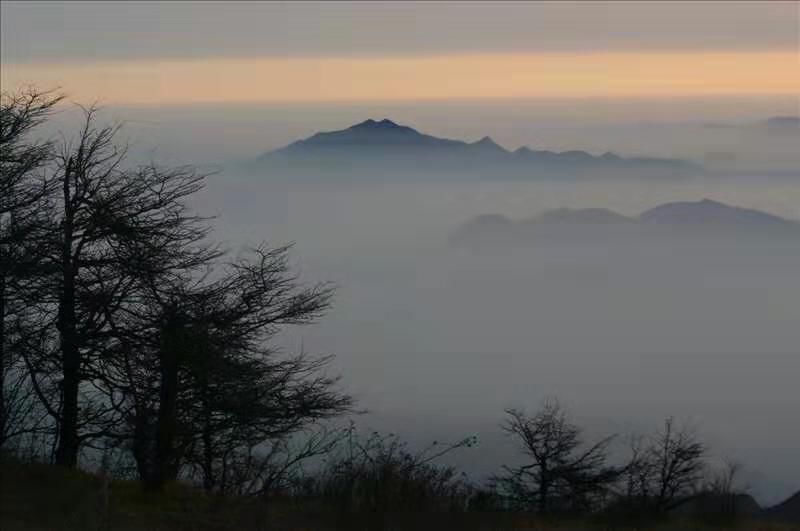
xmin=132 ymin=403 xmax=156 ymax=486
xmin=54 ymin=162 xmax=80 ymax=468
xmin=539 ymin=467 xmax=550 ymax=514
xmin=54 ymin=258 xmax=79 ymax=467
xmin=145 ymin=316 xmax=182 ymax=491
xmin=201 ymin=385 xmax=214 ymax=492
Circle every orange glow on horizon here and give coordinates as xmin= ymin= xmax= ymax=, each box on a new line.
xmin=2 ymin=51 xmax=798 ymax=105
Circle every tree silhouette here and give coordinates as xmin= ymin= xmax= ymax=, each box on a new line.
xmin=0 ymin=88 xmax=62 ymax=449
xmin=496 ymin=399 xmax=619 ymax=514
xmin=619 ymin=417 xmax=706 ymax=512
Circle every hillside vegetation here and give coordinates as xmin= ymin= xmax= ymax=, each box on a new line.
xmin=3 ymin=457 xmax=798 ymax=531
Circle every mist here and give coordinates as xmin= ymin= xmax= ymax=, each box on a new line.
xmin=16 ymin=99 xmax=800 ymax=505
xmin=184 ymin=159 xmax=800 ymax=505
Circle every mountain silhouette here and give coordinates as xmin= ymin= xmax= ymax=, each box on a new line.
xmin=639 ymin=199 xmax=795 ymax=228
xmin=764 ymin=116 xmax=800 ymax=136
xmin=450 ymin=199 xmax=800 ymax=247
xmin=278 ymin=119 xmax=465 ymax=150
xmin=470 ymin=136 xmax=508 ymax=155
xmin=255 ymin=119 xmax=699 ymax=180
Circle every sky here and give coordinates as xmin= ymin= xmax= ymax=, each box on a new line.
xmin=2 ymin=1 xmax=799 ymax=104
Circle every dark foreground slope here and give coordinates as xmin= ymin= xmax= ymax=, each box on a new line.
xmin=763 ymin=492 xmax=800 ymax=525
xmin=2 ymin=458 xmax=797 ymax=531
xmin=0 ymin=457 xmax=303 ymax=531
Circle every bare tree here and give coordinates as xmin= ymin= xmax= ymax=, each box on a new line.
xmin=20 ymin=106 xmax=216 ymax=467
xmin=101 ymin=243 xmax=351 ymax=491
xmin=619 ymin=417 xmax=706 ymax=512
xmin=496 ymin=399 xmax=619 ymax=514
xmin=0 ymin=88 xmax=63 ymax=449
xmin=705 ymin=459 xmax=755 ymax=521
xmin=705 ymin=459 xmax=745 ymax=498
xmin=2 ymin=93 xmax=353 ymax=500
xmin=648 ymin=417 xmax=706 ymax=510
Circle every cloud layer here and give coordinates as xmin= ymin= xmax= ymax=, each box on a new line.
xmin=2 ymin=2 xmax=797 ymax=64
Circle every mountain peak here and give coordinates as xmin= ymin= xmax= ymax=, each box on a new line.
xmin=601 ymin=151 xmax=622 ymax=161
xmin=350 ymin=118 xmax=405 ymax=131
xmin=700 ymin=198 xmax=722 ymax=205
xmin=472 ymin=136 xmax=507 ymax=152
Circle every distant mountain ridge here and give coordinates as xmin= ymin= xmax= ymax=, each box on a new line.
xmin=764 ymin=115 xmax=800 ymax=135
xmin=450 ymin=199 xmax=800 ymax=246
xmin=255 ymin=118 xmax=700 ymax=180
xmin=639 ymin=198 xmax=792 ymax=227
